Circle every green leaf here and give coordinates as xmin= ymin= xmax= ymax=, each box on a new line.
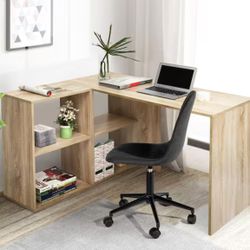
xmin=93 ymin=44 xmax=105 ymax=50
xmin=0 ymin=119 xmax=6 ymax=128
xmin=0 ymin=93 xmax=4 ymax=99
xmin=107 ymin=24 xmax=112 ymax=46
xmin=111 ymin=40 xmax=132 ymax=50
xmin=110 ymin=50 xmax=136 ymax=54
xmin=109 ymin=37 xmax=131 ymax=50
xmin=94 ymin=32 xmax=107 ymax=50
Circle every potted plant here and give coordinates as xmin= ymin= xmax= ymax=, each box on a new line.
xmin=93 ymin=24 xmax=137 ymax=79
xmin=56 ymin=100 xmax=79 ymax=139
xmin=0 ymin=93 xmax=5 ymax=128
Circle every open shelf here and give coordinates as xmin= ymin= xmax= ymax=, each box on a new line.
xmin=35 ymin=132 xmax=90 ymax=157
xmin=94 ymin=113 xmax=136 ymax=137
xmin=35 ymin=180 xmax=90 ymax=211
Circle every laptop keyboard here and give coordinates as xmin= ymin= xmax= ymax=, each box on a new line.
xmin=147 ymin=86 xmax=186 ymax=96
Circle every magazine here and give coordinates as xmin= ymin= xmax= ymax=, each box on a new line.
xmin=35 ymin=166 xmax=77 ymax=194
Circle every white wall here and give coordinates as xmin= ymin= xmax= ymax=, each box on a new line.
xmin=0 ymin=0 xmax=131 ymax=191
xmin=184 ymin=1 xmax=250 ymax=172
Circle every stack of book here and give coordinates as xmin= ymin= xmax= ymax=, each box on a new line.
xmin=36 ymin=166 xmax=77 ymax=203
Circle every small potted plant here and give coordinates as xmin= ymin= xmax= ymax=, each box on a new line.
xmin=93 ymin=24 xmax=137 ymax=79
xmin=56 ymin=100 xmax=79 ymax=139
xmin=0 ymin=93 xmax=5 ymax=128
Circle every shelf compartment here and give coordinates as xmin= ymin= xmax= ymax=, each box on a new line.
xmin=35 ymin=132 xmax=90 ymax=157
xmin=35 ymin=180 xmax=90 ymax=211
xmin=94 ymin=113 xmax=136 ymax=137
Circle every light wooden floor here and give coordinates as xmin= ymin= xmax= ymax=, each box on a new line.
xmin=0 ymin=167 xmax=208 ymax=246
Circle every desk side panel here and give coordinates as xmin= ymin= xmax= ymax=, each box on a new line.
xmin=2 ymin=96 xmax=36 ymax=210
xmin=209 ymin=102 xmax=250 ymax=234
xmin=61 ymin=91 xmax=95 ymax=184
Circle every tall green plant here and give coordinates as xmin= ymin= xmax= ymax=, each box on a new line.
xmin=93 ymin=25 xmax=137 ymax=78
xmin=0 ymin=93 xmax=5 ymax=128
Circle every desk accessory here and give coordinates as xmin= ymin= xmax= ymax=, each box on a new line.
xmin=34 ymin=124 xmax=56 ymax=147
xmin=93 ymin=24 xmax=138 ymax=80
xmin=138 ymin=63 xmax=196 ymax=100
xmin=19 ymin=85 xmax=52 ymax=96
xmin=56 ymin=100 xmax=79 ymax=139
xmin=99 ymin=76 xmax=152 ymax=89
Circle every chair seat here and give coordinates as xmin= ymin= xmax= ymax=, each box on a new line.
xmin=106 ymin=142 xmax=170 ymax=166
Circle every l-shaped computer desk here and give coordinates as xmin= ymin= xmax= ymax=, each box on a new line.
xmin=3 ymin=73 xmax=250 ymax=236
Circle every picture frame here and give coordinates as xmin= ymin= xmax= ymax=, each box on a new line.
xmin=6 ymin=0 xmax=53 ymax=51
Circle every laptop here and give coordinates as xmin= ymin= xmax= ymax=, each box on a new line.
xmin=137 ymin=63 xmax=197 ymax=100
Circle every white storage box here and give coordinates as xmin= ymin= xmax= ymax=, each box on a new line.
xmin=94 ymin=168 xmax=104 ymax=182
xmin=94 ymin=140 xmax=115 ymax=182
xmin=104 ymin=164 xmax=114 ymax=178
xmin=94 ymin=143 xmax=104 ymax=171
xmin=103 ymin=140 xmax=115 ymax=177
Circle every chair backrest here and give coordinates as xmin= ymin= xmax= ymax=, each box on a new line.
xmin=163 ymin=91 xmax=196 ymax=162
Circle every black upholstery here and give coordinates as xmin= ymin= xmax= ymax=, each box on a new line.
xmin=103 ymin=91 xmax=197 ymax=239
xmin=106 ymin=91 xmax=196 ymax=165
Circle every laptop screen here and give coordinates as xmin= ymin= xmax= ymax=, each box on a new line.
xmin=157 ymin=64 xmax=195 ymax=90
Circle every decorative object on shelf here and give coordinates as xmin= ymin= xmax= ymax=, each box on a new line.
xmin=56 ymin=100 xmax=79 ymax=139
xmin=0 ymin=93 xmax=5 ymax=128
xmin=34 ymin=124 xmax=56 ymax=147
xmin=93 ymin=24 xmax=138 ymax=80
xmin=6 ymin=0 xmax=53 ymax=51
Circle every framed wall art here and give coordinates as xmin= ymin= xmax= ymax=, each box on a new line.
xmin=6 ymin=0 xmax=53 ymax=51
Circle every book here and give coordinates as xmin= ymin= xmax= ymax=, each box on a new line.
xmin=99 ymin=76 xmax=152 ymax=89
xmin=36 ymin=183 xmax=77 ymax=202
xmin=35 ymin=166 xmax=77 ymax=194
xmin=36 ymin=181 xmax=77 ymax=196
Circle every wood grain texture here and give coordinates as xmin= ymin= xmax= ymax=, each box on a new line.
xmin=35 ymin=132 xmax=90 ymax=157
xmin=209 ymin=101 xmax=250 ymax=234
xmin=61 ymin=91 xmax=95 ymax=184
xmin=108 ymin=96 xmax=161 ymax=145
xmin=6 ymin=81 xmax=91 ymax=103
xmin=75 ymin=74 xmax=250 ymax=117
xmin=94 ymin=113 xmax=137 ymax=137
xmin=2 ymin=96 xmax=36 ymax=210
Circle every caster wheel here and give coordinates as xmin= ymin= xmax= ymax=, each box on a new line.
xmin=149 ymin=227 xmax=161 ymax=239
xmin=187 ymin=214 xmax=196 ymax=224
xmin=119 ymin=198 xmax=128 ymax=207
xmin=159 ymin=197 xmax=172 ymax=207
xmin=103 ymin=216 xmax=113 ymax=227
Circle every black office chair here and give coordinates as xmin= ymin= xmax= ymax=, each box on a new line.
xmin=103 ymin=91 xmax=196 ymax=239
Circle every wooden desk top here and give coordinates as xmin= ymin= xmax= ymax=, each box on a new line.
xmin=6 ymin=73 xmax=249 ymax=117
xmin=6 ymin=80 xmax=91 ymax=103
xmin=74 ymin=74 xmax=250 ymax=117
